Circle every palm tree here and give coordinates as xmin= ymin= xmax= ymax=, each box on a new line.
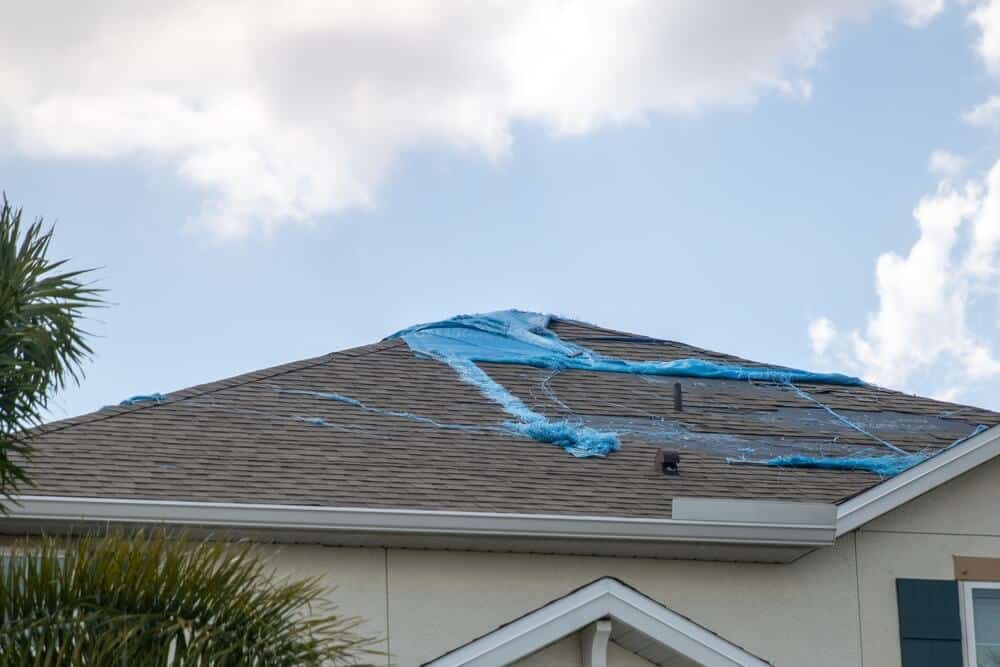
xmin=0 ymin=195 xmax=102 ymax=509
xmin=0 ymin=531 xmax=378 ymax=665
xmin=0 ymin=199 xmax=379 ymax=664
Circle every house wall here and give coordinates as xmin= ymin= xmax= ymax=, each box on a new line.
xmin=258 ymin=456 xmax=1000 ymax=667
xmin=511 ymin=634 xmax=581 ymax=667
xmin=854 ymin=454 xmax=1000 ymax=667
xmin=265 ymin=538 xmax=860 ymax=666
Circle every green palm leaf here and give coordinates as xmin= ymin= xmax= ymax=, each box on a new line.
xmin=0 ymin=194 xmax=103 ymax=510
xmin=0 ymin=531 xmax=381 ymax=665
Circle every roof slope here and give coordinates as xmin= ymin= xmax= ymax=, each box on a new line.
xmin=20 ymin=316 xmax=1000 ymax=519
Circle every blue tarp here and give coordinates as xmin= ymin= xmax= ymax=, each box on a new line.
xmin=391 ymin=310 xmax=863 ymax=386
xmin=119 ymin=393 xmax=165 ymax=406
xmin=389 ymin=310 xmax=867 ymax=460
xmin=761 ymin=453 xmax=929 ymax=476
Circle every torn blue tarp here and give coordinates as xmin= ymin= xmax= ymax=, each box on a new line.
xmin=388 ymin=310 xmax=862 ymax=459
xmin=761 ymin=453 xmax=930 ymax=477
xmin=119 ymin=393 xmax=165 ymax=406
xmin=445 ymin=356 xmax=620 ymax=457
xmin=390 ymin=310 xmax=864 ymax=386
xmin=754 ymin=424 xmax=992 ymax=476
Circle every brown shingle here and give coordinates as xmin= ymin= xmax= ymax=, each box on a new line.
xmin=22 ymin=318 xmax=999 ymax=518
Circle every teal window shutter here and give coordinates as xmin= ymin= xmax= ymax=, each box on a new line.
xmin=896 ymin=578 xmax=963 ymax=667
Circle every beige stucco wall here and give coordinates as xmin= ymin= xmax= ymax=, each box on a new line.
xmin=853 ymin=455 xmax=1000 ymax=667
xmin=385 ymin=543 xmax=860 ymax=666
xmin=261 ymin=545 xmax=389 ymax=662
xmin=511 ymin=633 xmax=581 ymax=666
xmin=263 ymin=539 xmax=859 ymax=666
xmin=258 ymin=456 xmax=1000 ymax=667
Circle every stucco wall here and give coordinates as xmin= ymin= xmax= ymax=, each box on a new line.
xmin=384 ymin=544 xmax=859 ymax=666
xmin=258 ymin=544 xmax=388 ymax=654
xmin=257 ymin=456 xmax=1000 ymax=666
xmin=511 ymin=633 xmax=580 ymax=666
xmin=853 ymin=455 xmax=1000 ymax=667
xmin=263 ymin=539 xmax=859 ymax=666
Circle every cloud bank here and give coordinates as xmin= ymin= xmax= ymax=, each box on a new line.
xmin=811 ymin=1 xmax=1000 ymax=401
xmin=0 ymin=1 xmax=933 ymax=237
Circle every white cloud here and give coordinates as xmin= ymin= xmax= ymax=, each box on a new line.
xmin=814 ymin=162 xmax=1000 ymax=393
xmin=808 ymin=1 xmax=1000 ymax=402
xmin=808 ymin=317 xmax=837 ymax=354
xmin=972 ymin=0 xmax=1000 ymax=74
xmin=963 ymin=95 xmax=1000 ymax=128
xmin=929 ymin=149 xmax=968 ymax=175
xmin=896 ymin=0 xmax=945 ymax=26
xmin=0 ymin=1 xmax=934 ymax=237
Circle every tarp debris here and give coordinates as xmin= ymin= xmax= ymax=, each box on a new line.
xmin=390 ymin=310 xmax=863 ymax=385
xmin=386 ymin=310 xmax=930 ymax=468
xmin=171 ymin=309 xmax=982 ymax=478
xmin=119 ymin=393 xmax=165 ymax=406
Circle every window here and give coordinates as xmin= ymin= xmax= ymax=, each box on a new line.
xmin=962 ymin=582 xmax=1000 ymax=666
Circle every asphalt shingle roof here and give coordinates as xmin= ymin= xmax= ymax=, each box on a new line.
xmin=22 ymin=318 xmax=1000 ymax=518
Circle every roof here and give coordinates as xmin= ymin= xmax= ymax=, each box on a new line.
xmin=17 ymin=314 xmax=1000 ymax=521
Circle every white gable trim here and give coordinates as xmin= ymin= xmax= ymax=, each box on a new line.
xmin=423 ymin=577 xmax=771 ymax=667
xmin=836 ymin=423 xmax=1000 ymax=536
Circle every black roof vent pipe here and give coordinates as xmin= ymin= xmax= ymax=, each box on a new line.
xmin=655 ymin=450 xmax=680 ymax=476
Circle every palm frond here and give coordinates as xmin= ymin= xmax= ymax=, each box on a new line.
xmin=0 ymin=531 xmax=381 ymax=666
xmin=0 ymin=194 xmax=104 ymax=509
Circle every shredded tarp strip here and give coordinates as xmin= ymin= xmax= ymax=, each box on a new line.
xmin=269 ymin=385 xmax=509 ymax=435
xmin=118 ymin=393 xmax=165 ymax=406
xmin=783 ymin=382 xmax=907 ymax=454
xmin=388 ymin=310 xmax=863 ymax=459
xmin=741 ymin=423 xmax=992 ymax=477
xmin=389 ymin=311 xmax=864 ymax=386
xmin=169 ymin=308 xmax=965 ymax=476
xmin=759 ymin=453 xmax=929 ymax=477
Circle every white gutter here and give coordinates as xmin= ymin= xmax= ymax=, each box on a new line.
xmin=5 ymin=495 xmax=836 ymax=547
xmin=836 ymin=423 xmax=1000 ymax=536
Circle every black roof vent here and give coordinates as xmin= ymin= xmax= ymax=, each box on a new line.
xmin=655 ymin=450 xmax=680 ymax=476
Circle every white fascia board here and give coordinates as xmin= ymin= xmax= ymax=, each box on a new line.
xmin=6 ymin=495 xmax=835 ymax=547
xmin=836 ymin=423 xmax=1000 ymax=536
xmin=673 ymin=497 xmax=836 ymax=526
xmin=424 ymin=577 xmax=772 ymax=667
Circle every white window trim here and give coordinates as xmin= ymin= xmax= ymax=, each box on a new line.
xmin=960 ymin=580 xmax=1000 ymax=667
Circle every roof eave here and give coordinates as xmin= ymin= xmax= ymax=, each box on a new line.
xmin=9 ymin=419 xmax=999 ymax=561
xmin=836 ymin=422 xmax=1000 ymax=536
xmin=0 ymin=495 xmax=835 ymax=563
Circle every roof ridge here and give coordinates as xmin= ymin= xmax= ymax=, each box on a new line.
xmin=548 ymin=316 xmax=649 ymax=339
xmin=33 ymin=339 xmax=405 ymax=439
xmin=550 ymin=317 xmax=768 ymax=367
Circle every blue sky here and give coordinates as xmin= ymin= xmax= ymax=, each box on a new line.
xmin=2 ymin=1 xmax=999 ymax=417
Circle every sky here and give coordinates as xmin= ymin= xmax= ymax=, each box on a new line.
xmin=1 ymin=0 xmax=999 ymax=418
